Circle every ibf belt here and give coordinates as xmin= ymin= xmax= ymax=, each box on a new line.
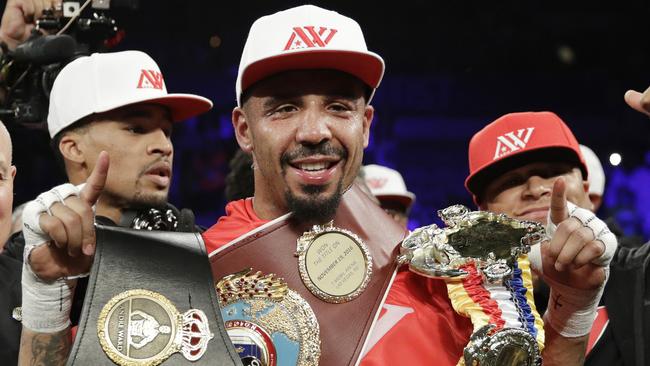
xmin=67 ymin=225 xmax=242 ymax=366
xmin=398 ymin=205 xmax=546 ymax=366
xmin=209 ymin=184 xmax=407 ymax=366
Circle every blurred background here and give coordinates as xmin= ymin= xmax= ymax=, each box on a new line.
xmin=5 ymin=0 xmax=650 ymax=237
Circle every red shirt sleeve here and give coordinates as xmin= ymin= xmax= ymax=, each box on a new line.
xmin=202 ymin=199 xmax=270 ymax=254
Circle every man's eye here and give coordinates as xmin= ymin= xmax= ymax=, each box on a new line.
xmin=540 ymin=168 xmax=566 ymax=178
xmin=502 ymin=176 xmax=525 ymax=188
xmin=328 ymin=103 xmax=350 ymax=112
xmin=269 ymin=105 xmax=297 ymax=116
xmin=127 ymin=126 xmax=145 ymax=134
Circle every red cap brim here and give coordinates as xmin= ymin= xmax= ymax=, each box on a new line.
xmin=241 ymin=50 xmax=384 ymax=92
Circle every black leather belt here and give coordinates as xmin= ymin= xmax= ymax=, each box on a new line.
xmin=67 ymin=225 xmax=242 ymax=366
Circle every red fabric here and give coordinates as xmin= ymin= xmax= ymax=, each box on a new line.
xmin=203 ymin=199 xmax=269 ymax=254
xmin=461 ymin=262 xmax=505 ymax=331
xmin=203 ymin=200 xmax=472 ymax=366
xmin=586 ymin=306 xmax=609 ymax=356
xmin=71 ymin=325 xmax=77 ymax=343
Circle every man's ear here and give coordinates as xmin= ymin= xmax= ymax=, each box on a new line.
xmin=232 ymin=107 xmax=253 ymax=153
xmin=59 ymin=132 xmax=86 ymax=164
xmin=362 ymin=105 xmax=374 ymax=148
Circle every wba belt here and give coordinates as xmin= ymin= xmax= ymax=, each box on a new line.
xmin=210 ymin=184 xmax=407 ymax=366
xmin=67 ymin=225 xmax=242 ymax=366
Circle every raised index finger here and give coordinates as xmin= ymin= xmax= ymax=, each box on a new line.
xmin=79 ymin=151 xmax=109 ymax=205
xmin=549 ymin=177 xmax=568 ymax=225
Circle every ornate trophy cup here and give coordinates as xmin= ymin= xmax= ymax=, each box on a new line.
xmin=398 ymin=205 xmax=547 ymax=366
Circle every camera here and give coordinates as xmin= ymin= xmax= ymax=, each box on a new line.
xmin=0 ymin=0 xmax=139 ymax=129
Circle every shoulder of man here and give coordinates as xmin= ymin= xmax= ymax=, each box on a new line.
xmin=0 ymin=254 xmax=21 ymax=366
xmin=610 ymin=241 xmax=650 ymax=270
xmin=0 ymin=253 xmax=21 ymax=286
xmin=2 ymin=231 xmax=25 ymax=262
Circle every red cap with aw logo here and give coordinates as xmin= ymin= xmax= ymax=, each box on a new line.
xmin=465 ymin=111 xmax=588 ymax=203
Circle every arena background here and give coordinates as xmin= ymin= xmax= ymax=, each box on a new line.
xmin=6 ymin=0 xmax=650 ymax=238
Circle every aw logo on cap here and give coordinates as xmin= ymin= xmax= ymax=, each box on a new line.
xmin=283 ymin=26 xmax=338 ymax=51
xmin=137 ymin=69 xmax=164 ymax=90
xmin=493 ymin=128 xmax=535 ymax=160
xmin=367 ymin=177 xmax=388 ymax=190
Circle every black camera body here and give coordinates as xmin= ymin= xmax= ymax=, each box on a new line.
xmin=0 ymin=0 xmax=139 ymax=129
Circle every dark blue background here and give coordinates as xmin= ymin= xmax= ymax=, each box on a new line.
xmin=7 ymin=0 xmax=650 ymax=239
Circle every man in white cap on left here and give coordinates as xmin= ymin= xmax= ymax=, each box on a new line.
xmin=16 ymin=50 xmax=212 ymax=364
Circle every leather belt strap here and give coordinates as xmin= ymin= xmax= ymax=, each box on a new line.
xmin=67 ymin=225 xmax=242 ymax=366
xmin=210 ymin=184 xmax=406 ymax=365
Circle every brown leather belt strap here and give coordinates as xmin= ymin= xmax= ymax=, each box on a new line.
xmin=210 ymin=184 xmax=406 ymax=365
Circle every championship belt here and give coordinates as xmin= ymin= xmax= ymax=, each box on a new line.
xmin=398 ymin=205 xmax=546 ymax=366
xmin=67 ymin=225 xmax=242 ymax=366
xmin=210 ymin=184 xmax=407 ymax=366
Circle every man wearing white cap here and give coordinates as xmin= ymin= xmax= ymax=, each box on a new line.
xmin=203 ymin=5 xmax=598 ymax=366
xmin=14 ymin=50 xmax=212 ymax=364
xmin=363 ymin=164 xmax=415 ymax=228
xmin=579 ymin=145 xmax=606 ymax=212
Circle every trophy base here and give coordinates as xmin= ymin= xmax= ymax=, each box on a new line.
xmin=464 ymin=325 xmax=541 ymax=366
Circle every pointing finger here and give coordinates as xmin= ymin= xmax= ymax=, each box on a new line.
xmin=80 ymin=151 xmax=109 ymax=206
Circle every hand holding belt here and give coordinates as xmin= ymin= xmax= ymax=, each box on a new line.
xmin=398 ymin=205 xmax=546 ymax=366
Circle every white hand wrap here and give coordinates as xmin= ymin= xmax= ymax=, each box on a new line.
xmin=20 ymin=183 xmax=83 ymax=332
xmin=21 ymin=266 xmax=77 ymax=333
xmin=22 ymin=183 xmax=82 ymax=249
xmin=543 ymin=269 xmax=608 ymax=338
xmin=527 ymin=201 xmax=617 ymax=338
xmin=542 ymin=201 xmax=617 ymax=268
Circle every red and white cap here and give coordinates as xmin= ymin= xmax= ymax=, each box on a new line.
xmin=363 ymin=164 xmax=416 ymax=209
xmin=465 ymin=111 xmax=588 ymax=202
xmin=48 ymin=50 xmax=213 ymax=138
xmin=235 ymin=5 xmax=385 ymax=106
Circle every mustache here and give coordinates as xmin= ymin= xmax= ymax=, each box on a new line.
xmin=137 ymin=158 xmax=173 ymax=178
xmin=281 ymin=143 xmax=348 ymax=166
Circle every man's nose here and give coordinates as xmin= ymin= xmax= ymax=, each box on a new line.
xmin=295 ymin=107 xmax=332 ymax=145
xmin=523 ymin=175 xmax=553 ymax=199
xmin=147 ymin=130 xmax=173 ymax=156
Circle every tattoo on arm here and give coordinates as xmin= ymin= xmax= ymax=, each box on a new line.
xmin=19 ymin=328 xmax=71 ymax=366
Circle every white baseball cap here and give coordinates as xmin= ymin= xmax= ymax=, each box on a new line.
xmin=363 ymin=164 xmax=416 ymax=209
xmin=235 ymin=5 xmax=385 ymax=106
xmin=48 ymin=50 xmax=213 ymax=138
xmin=579 ymin=144 xmax=606 ymax=196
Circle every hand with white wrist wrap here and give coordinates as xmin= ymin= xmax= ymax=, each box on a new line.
xmin=528 ymin=179 xmax=617 ymax=338
xmin=20 ymin=152 xmax=109 ymax=332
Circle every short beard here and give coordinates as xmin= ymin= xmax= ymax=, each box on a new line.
xmin=131 ymin=190 xmax=168 ymax=210
xmin=102 ymin=186 xmax=168 ymax=212
xmin=286 ymin=181 xmax=343 ymax=225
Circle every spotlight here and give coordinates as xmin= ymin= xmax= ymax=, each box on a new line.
xmin=609 ymin=153 xmax=622 ymax=166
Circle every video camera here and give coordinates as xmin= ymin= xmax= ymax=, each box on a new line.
xmin=0 ymin=0 xmax=139 ymax=130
